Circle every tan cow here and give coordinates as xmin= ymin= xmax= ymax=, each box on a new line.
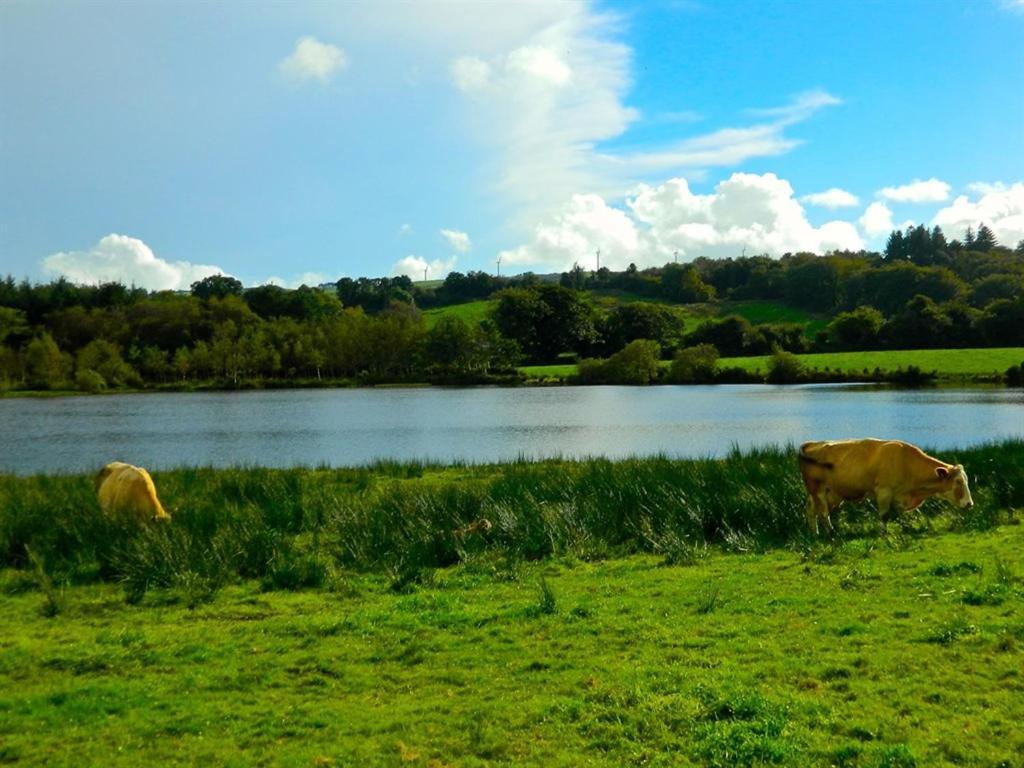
xmin=798 ymin=439 xmax=973 ymax=535
xmin=95 ymin=461 xmax=171 ymax=524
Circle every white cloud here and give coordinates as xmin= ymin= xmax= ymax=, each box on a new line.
xmin=505 ymin=45 xmax=572 ymax=86
xmin=859 ymin=202 xmax=895 ymax=237
xmin=499 ymin=193 xmax=639 ymax=269
xmin=440 ymin=229 xmax=471 ymax=252
xmin=877 ymin=178 xmax=951 ymax=203
xmin=450 ymin=56 xmax=491 ymax=91
xmin=932 ymin=182 xmax=1024 ymax=246
xmin=260 ymin=272 xmax=338 ymax=288
xmin=42 ymin=234 xmax=226 ymax=291
xmin=965 ymin=181 xmax=1009 ymax=196
xmin=279 ymin=36 xmax=348 ymax=84
xmin=450 ymin=7 xmax=841 ymax=228
xmin=391 ymin=255 xmax=458 ymax=281
xmin=498 ymin=172 xmax=864 ymax=272
xmin=398 ymin=223 xmax=413 ymax=236
xmin=802 ymin=188 xmax=860 ymax=209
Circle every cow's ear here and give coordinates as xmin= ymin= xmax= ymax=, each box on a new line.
xmin=935 ymin=466 xmax=950 ymax=479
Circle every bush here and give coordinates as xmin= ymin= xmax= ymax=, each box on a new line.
xmin=668 ymin=344 xmax=719 ymax=384
xmin=766 ymin=349 xmax=804 ymax=383
xmin=75 ymin=368 xmax=106 ymax=393
xmin=574 ymin=340 xmax=662 ymax=385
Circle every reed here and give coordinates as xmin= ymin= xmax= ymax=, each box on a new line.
xmin=1 ymin=440 xmax=1021 ymax=601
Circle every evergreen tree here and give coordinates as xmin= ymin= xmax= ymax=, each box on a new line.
xmin=974 ymin=224 xmax=997 ymax=252
xmin=884 ymin=229 xmax=906 ymax=260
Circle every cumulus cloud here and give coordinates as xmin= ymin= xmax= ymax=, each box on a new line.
xmin=279 ymin=36 xmax=348 ymax=84
xmin=498 ymin=172 xmax=864 ymax=272
xmin=391 ymin=255 xmax=458 ymax=281
xmin=877 ymin=178 xmax=951 ymax=203
xmin=449 ymin=9 xmax=841 ymax=226
xmin=260 ymin=272 xmax=339 ymax=288
xmin=42 ymin=234 xmax=225 ymax=291
xmin=932 ymin=182 xmax=1024 ymax=246
xmin=859 ymin=202 xmax=895 ymax=237
xmin=801 ymin=188 xmax=860 ymax=209
xmin=440 ymin=229 xmax=471 ymax=252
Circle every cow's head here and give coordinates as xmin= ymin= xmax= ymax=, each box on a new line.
xmin=936 ymin=464 xmax=974 ymax=508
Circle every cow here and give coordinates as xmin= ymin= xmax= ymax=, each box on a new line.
xmin=95 ymin=461 xmax=171 ymax=524
xmin=798 ymin=439 xmax=973 ymax=535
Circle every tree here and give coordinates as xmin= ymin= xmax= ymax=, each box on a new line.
xmin=76 ymin=339 xmax=137 ymax=387
xmin=493 ymin=286 xmax=597 ymax=362
xmin=23 ymin=334 xmax=69 ymax=389
xmin=191 ymin=274 xmax=243 ymax=300
xmin=601 ymin=303 xmax=686 ymax=355
xmin=825 ymin=306 xmax=884 ymax=350
xmin=883 ymin=295 xmax=952 ymax=349
xmin=686 ymin=315 xmax=757 ymax=357
xmin=885 ymin=229 xmax=906 ymax=261
xmin=661 ymin=264 xmax=715 ymax=303
xmin=973 ymin=224 xmax=997 ymax=252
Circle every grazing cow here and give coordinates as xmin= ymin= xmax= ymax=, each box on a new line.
xmin=95 ymin=461 xmax=171 ymax=524
xmin=798 ymin=439 xmax=973 ymax=535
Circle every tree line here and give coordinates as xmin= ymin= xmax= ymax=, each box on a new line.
xmin=0 ymin=223 xmax=1021 ymax=391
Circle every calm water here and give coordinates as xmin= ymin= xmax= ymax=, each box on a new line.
xmin=1 ymin=385 xmax=1022 ymax=475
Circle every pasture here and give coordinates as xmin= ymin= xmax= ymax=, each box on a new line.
xmin=520 ymin=347 xmax=1024 ymax=381
xmin=719 ymin=347 xmax=1024 ymax=377
xmin=1 ymin=443 xmax=1022 ymax=765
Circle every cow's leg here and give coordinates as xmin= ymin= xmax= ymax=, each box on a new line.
xmin=875 ymin=489 xmax=893 ymax=533
xmin=805 ymin=495 xmax=819 ymax=535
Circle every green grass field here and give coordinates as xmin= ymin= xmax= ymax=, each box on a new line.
xmin=1 ymin=445 xmax=1022 ymax=765
xmin=2 ymin=525 xmax=1022 ymax=766
xmin=723 ymin=300 xmax=829 ymax=336
xmin=422 ymin=300 xmax=496 ymax=329
xmin=720 ymin=347 xmax=1024 ymax=376
xmin=522 ymin=347 xmax=1024 ymax=381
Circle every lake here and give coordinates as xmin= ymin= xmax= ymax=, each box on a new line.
xmin=1 ymin=385 xmax=1022 ymax=475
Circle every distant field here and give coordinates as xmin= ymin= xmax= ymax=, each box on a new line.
xmin=422 ymin=299 xmax=495 ymax=329
xmin=720 ymin=347 xmax=1024 ymax=376
xmin=723 ymin=300 xmax=829 ymax=335
xmin=522 ymin=347 xmax=1024 ymax=380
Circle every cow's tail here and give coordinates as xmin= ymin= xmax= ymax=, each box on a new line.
xmin=798 ymin=445 xmax=833 ymax=470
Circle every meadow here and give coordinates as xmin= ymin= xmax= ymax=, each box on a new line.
xmin=2 ymin=443 xmax=1022 ymax=766
xmin=719 ymin=347 xmax=1024 ymax=377
xmin=520 ymin=347 xmax=1024 ymax=381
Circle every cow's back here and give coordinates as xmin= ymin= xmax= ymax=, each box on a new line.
xmin=801 ymin=439 xmax=891 ymax=496
xmin=96 ymin=462 xmax=169 ymax=522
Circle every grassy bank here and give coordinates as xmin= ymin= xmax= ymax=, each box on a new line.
xmin=1 ymin=446 xmax=1023 ymax=765
xmin=2 ymin=443 xmax=1022 ymax=602
xmin=2 ymin=527 xmax=1023 ymax=766
xmin=520 ymin=347 xmax=1024 ymax=382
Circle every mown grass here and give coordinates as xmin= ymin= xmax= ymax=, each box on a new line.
xmin=1 ymin=527 xmax=1022 ymax=766
xmin=720 ymin=347 xmax=1024 ymax=377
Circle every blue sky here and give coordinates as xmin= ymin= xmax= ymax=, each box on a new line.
xmin=1 ymin=0 xmax=1022 ymax=289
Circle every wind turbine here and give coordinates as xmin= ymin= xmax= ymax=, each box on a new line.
xmin=496 ymin=254 xmax=502 ymax=277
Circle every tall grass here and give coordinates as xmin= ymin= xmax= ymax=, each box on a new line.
xmin=1 ymin=441 xmax=1021 ymax=601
